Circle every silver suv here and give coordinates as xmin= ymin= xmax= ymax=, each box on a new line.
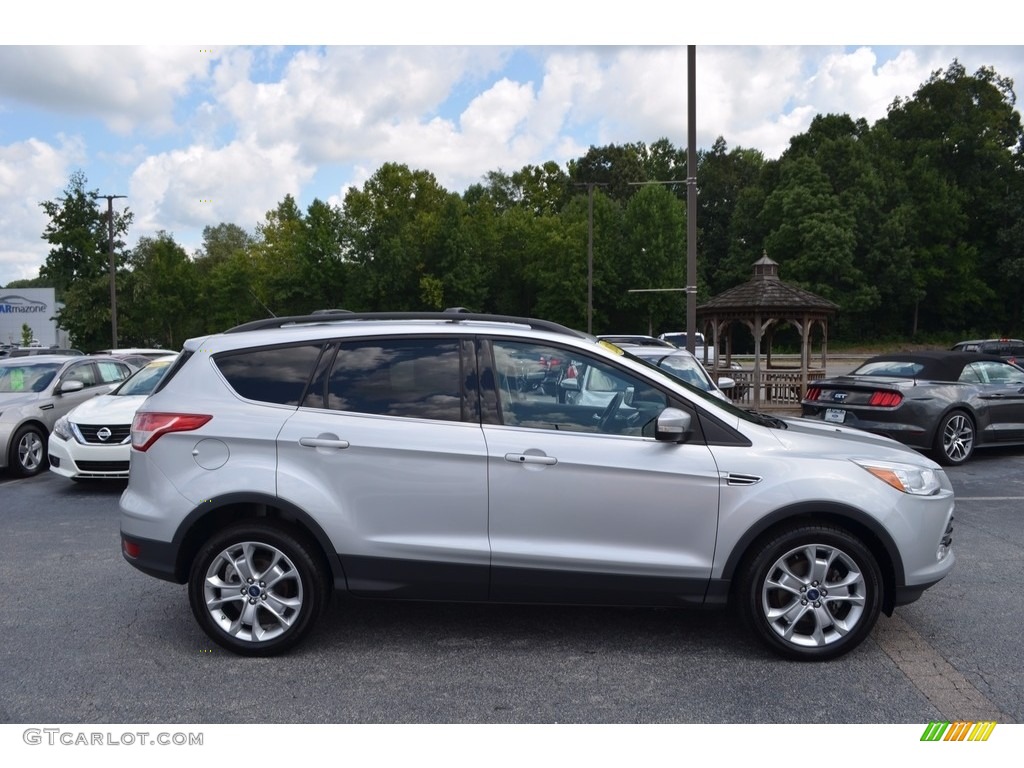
xmin=120 ymin=312 xmax=956 ymax=660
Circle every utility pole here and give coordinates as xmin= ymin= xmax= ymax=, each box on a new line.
xmin=101 ymin=194 xmax=127 ymax=348
xmin=573 ymin=182 xmax=608 ymax=334
xmin=686 ymin=45 xmax=698 ymax=357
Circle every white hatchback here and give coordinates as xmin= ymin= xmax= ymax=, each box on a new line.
xmin=49 ymin=356 xmax=177 ymax=480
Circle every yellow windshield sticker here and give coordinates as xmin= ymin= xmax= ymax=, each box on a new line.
xmin=598 ymin=340 xmax=624 ymax=355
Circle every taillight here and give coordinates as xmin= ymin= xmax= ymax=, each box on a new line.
xmin=805 ymin=387 xmax=822 ymax=401
xmin=132 ymin=412 xmax=212 ymax=451
xmin=868 ymin=391 xmax=903 ymax=407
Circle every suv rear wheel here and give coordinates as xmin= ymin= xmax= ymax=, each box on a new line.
xmin=736 ymin=524 xmax=882 ymax=661
xmin=188 ymin=522 xmax=328 ymax=656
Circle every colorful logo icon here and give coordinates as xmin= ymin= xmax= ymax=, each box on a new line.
xmin=921 ymin=721 xmax=996 ymax=742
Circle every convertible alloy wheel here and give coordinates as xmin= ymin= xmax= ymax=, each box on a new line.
xmin=738 ymin=525 xmax=882 ymax=661
xmin=935 ymin=410 xmax=975 ymax=466
xmin=188 ymin=523 xmax=327 ymax=656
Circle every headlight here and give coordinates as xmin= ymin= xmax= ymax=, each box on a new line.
xmin=53 ymin=415 xmax=73 ymax=441
xmin=854 ymin=459 xmax=942 ymax=496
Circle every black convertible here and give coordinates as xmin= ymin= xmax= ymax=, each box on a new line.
xmin=800 ymin=351 xmax=1024 ymax=465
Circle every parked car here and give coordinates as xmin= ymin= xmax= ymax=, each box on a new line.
xmin=658 ymin=330 xmax=716 ymax=363
xmin=0 ymin=355 xmax=134 ymax=476
xmin=950 ymin=338 xmax=1024 ymax=366
xmin=800 ymin=350 xmax=1024 ymax=465
xmin=120 ymin=311 xmax=955 ymax=661
xmin=92 ymin=347 xmax=178 ymax=360
xmin=8 ymin=347 xmax=84 ymax=357
xmin=596 ymin=334 xmax=675 ymax=348
xmin=48 ymin=355 xmax=177 ymax=481
xmin=577 ymin=345 xmax=734 ymax=403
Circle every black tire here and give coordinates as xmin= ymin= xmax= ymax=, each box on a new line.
xmin=932 ymin=410 xmax=975 ymax=466
xmin=188 ymin=522 xmax=328 ymax=656
xmin=9 ymin=424 xmax=47 ymax=477
xmin=735 ymin=524 xmax=882 ymax=661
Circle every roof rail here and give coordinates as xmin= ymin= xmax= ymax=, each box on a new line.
xmin=223 ymin=311 xmax=592 ymax=339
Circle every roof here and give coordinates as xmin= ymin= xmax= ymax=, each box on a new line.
xmin=855 ymin=351 xmax=1006 ymax=381
xmin=696 ymin=255 xmax=839 ymax=314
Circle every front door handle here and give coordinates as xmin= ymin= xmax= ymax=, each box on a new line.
xmin=299 ymin=437 xmax=350 ymax=449
xmin=504 ymin=453 xmax=557 ymax=465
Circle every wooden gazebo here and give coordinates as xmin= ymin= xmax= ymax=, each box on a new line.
xmin=697 ymin=254 xmax=839 ymax=410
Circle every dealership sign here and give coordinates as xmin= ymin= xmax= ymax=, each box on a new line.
xmin=0 ymin=288 xmax=58 ymax=347
xmin=0 ymin=295 xmax=49 ymax=314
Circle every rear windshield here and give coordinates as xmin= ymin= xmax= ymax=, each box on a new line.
xmin=852 ymin=360 xmax=925 ymax=377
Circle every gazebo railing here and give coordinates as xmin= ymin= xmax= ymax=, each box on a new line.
xmin=718 ymin=367 xmax=827 ymax=409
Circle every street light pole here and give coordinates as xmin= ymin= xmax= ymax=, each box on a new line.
xmin=101 ymin=194 xmax=127 ymax=348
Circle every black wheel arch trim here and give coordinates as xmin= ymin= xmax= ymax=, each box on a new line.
xmin=716 ymin=500 xmax=906 ymax=611
xmin=166 ymin=492 xmax=346 ymax=589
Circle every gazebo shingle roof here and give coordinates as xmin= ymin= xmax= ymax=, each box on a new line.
xmin=697 ymin=255 xmax=838 ymax=314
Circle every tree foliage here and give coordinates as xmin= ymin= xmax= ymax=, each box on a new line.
xmin=22 ymin=60 xmax=1024 ymax=350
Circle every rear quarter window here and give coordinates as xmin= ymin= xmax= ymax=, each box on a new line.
xmin=214 ymin=344 xmax=324 ymax=405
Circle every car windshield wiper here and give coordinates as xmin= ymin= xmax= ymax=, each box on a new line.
xmin=745 ymin=410 xmax=789 ymax=429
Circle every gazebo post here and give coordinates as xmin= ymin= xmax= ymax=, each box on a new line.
xmin=696 ymin=254 xmax=838 ymax=412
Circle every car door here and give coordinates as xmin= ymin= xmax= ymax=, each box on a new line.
xmin=481 ymin=338 xmax=721 ymax=606
xmin=275 ymin=336 xmax=490 ymax=600
xmin=969 ymin=360 xmax=1024 ymax=441
xmin=47 ymin=361 xmax=110 ymax=424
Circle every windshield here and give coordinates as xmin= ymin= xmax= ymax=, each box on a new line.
xmin=113 ymin=361 xmax=173 ymax=396
xmin=622 ymin=349 xmax=722 ymax=402
xmin=0 ymin=362 xmax=61 ymax=393
xmin=617 ymin=347 xmax=788 ymax=428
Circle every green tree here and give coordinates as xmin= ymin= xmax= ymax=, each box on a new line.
xmin=20 ymin=323 xmax=33 ymax=346
xmin=340 ymin=163 xmax=450 ymax=311
xmin=620 ymin=183 xmax=686 ymax=334
xmin=192 ymin=223 xmax=262 ymax=331
xmin=120 ymin=232 xmax=196 ymax=347
xmin=39 ymin=170 xmax=132 ymax=296
xmin=696 ymin=137 xmax=766 ymax=296
xmin=875 ymin=60 xmax=1023 ymax=334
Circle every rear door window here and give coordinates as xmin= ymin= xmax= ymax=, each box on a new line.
xmin=317 ymin=338 xmax=471 ymax=422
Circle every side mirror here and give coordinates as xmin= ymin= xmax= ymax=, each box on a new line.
xmin=718 ymin=376 xmax=736 ymax=392
xmin=559 ymin=377 xmax=579 ymax=393
xmin=655 ymin=407 xmax=692 ymax=443
xmin=56 ymin=379 xmax=85 ymax=394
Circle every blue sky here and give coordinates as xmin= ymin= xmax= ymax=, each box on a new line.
xmin=2 ymin=2 xmax=1022 ymax=288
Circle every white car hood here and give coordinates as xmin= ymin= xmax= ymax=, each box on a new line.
xmin=67 ymin=394 xmax=148 ymax=425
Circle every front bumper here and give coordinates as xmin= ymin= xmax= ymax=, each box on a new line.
xmin=48 ymin=434 xmax=130 ymax=479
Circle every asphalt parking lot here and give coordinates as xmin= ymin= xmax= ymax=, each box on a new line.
xmin=1 ymin=446 xmax=1021 ymax=726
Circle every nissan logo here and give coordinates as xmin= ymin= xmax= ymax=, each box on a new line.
xmin=97 ymin=427 xmax=112 ymax=442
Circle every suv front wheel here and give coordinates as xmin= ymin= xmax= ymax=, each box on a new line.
xmin=736 ymin=524 xmax=882 ymax=661
xmin=188 ymin=522 xmax=328 ymax=656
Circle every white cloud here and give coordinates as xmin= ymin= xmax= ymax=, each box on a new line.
xmin=127 ymin=140 xmax=316 ymax=252
xmin=0 ymin=46 xmax=211 ymax=134
xmin=0 ymin=135 xmax=86 ymax=282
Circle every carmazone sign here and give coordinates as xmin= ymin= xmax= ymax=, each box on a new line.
xmin=0 ymin=288 xmax=58 ymax=346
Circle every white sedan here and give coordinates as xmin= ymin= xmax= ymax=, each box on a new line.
xmin=48 ymin=355 xmax=176 ymax=480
